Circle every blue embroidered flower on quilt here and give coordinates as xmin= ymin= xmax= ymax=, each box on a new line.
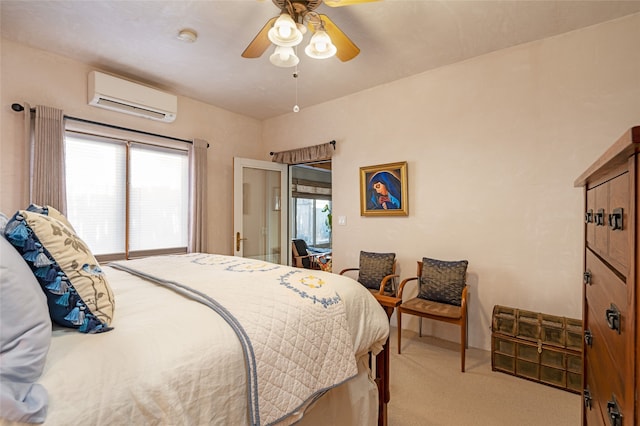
xmin=189 ymin=253 xmax=237 ymax=267
xmin=190 ymin=253 xmax=281 ymax=272
xmin=278 ymin=270 xmax=341 ymax=308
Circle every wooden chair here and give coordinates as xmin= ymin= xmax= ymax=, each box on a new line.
xmin=291 ymin=239 xmax=322 ymax=270
xmin=397 ymin=258 xmax=469 ymax=372
xmin=339 ymin=251 xmax=399 ymax=296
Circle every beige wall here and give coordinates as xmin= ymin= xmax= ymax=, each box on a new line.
xmin=263 ymin=14 xmax=640 ymax=350
xmin=2 ymin=14 xmax=639 ymax=351
xmin=0 ymin=39 xmax=265 ymax=255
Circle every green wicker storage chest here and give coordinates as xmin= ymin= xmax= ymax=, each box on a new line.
xmin=491 ymin=305 xmax=582 ymax=394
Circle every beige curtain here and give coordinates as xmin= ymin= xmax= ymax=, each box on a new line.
xmin=188 ymin=138 xmax=209 ymax=253
xmin=271 ymin=141 xmax=335 ymax=164
xmin=22 ymin=102 xmax=32 ymax=204
xmin=29 ymin=105 xmax=66 ymax=214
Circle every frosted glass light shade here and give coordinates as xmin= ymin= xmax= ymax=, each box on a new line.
xmin=268 ymin=13 xmax=303 ymax=47
xmin=269 ymin=46 xmax=299 ymax=67
xmin=305 ymin=30 xmax=337 ymax=59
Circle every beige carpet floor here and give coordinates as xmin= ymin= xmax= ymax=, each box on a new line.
xmin=387 ymin=327 xmax=581 ymax=426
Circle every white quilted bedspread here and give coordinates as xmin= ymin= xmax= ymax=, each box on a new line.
xmin=4 ymin=253 xmax=389 ymax=426
xmin=109 ymin=253 xmax=359 ymax=426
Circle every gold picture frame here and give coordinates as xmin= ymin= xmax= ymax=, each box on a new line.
xmin=360 ymin=161 xmax=408 ymax=216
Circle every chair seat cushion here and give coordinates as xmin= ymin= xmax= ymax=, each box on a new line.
xmin=401 ymin=297 xmax=462 ymax=319
xmin=418 ymin=257 xmax=468 ymax=306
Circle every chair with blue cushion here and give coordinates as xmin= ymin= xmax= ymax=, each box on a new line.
xmin=397 ymin=257 xmax=469 ymax=372
xmin=339 ymin=251 xmax=398 ymax=296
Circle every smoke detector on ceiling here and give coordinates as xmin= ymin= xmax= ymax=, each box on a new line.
xmin=177 ymin=29 xmax=197 ymax=43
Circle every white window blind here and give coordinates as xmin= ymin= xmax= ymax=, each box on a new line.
xmin=129 ymin=144 xmax=188 ymax=251
xmin=65 ymin=129 xmax=189 ymax=259
xmin=65 ymin=134 xmax=126 ymax=255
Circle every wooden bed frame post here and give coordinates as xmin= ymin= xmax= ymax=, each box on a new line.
xmin=373 ymin=294 xmax=401 ymax=426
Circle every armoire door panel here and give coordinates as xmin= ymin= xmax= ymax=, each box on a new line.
xmin=586 ymin=187 xmax=596 ymax=248
xmin=607 ymin=172 xmax=629 ymax=275
xmin=593 ymin=183 xmax=609 ymax=258
xmin=584 ymin=360 xmax=606 ymax=425
xmin=585 ymin=301 xmax=626 ymax=398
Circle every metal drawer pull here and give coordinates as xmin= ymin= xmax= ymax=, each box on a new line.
xmin=583 ymin=388 xmax=592 ymax=410
xmin=584 ymin=329 xmax=593 ymax=347
xmin=606 ymin=395 xmax=623 ymax=426
xmin=583 ymin=270 xmax=592 ymax=285
xmin=605 ymin=304 xmax=621 ymax=334
xmin=595 ymin=208 xmax=605 ymax=226
xmin=608 ymin=208 xmax=623 ymax=230
xmin=585 ymin=209 xmax=593 ymax=223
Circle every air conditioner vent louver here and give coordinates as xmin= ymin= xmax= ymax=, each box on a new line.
xmin=88 ymin=71 xmax=177 ymax=123
xmin=93 ymin=98 xmax=168 ymax=121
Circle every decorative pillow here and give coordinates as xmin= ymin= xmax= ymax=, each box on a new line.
xmin=0 ymin=212 xmax=8 ymax=234
xmin=4 ymin=210 xmax=115 ymax=333
xmin=0 ymin=235 xmax=51 ymax=423
xmin=318 ymin=255 xmax=332 ymax=272
xmin=357 ymin=251 xmax=395 ymax=291
xmin=26 ymin=203 xmax=76 ymax=232
xmin=418 ymin=257 xmax=468 ymax=306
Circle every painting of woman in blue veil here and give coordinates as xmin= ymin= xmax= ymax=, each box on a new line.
xmin=360 ymin=161 xmax=408 ymax=216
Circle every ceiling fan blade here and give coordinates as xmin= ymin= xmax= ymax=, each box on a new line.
xmin=319 ymin=14 xmax=360 ymax=62
xmin=324 ymin=0 xmax=380 ymax=7
xmin=241 ymin=16 xmax=277 ymax=58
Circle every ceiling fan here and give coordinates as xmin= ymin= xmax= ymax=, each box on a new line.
xmin=242 ymin=0 xmax=378 ymax=67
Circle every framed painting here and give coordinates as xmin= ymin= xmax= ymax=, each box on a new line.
xmin=360 ymin=161 xmax=408 ymax=216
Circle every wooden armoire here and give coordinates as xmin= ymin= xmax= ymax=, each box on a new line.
xmin=574 ymin=126 xmax=640 ymax=426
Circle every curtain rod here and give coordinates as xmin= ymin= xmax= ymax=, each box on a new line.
xmin=269 ymin=140 xmax=335 ymax=156
xmin=10 ymin=103 xmax=207 ymax=147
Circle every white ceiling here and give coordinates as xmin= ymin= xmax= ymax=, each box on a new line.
xmin=2 ymin=0 xmax=640 ymax=120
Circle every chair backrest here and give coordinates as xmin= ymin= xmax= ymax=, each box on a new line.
xmin=357 ymin=251 xmax=396 ymax=292
xmin=417 ymin=257 xmax=468 ymax=306
xmin=292 ymin=239 xmax=311 ymax=268
xmin=292 ymin=239 xmax=309 ymax=256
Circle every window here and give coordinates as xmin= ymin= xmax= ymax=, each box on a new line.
xmin=290 ymin=166 xmax=332 ymax=250
xmin=293 ymin=198 xmax=331 ymax=248
xmin=65 ymin=130 xmax=189 ymax=260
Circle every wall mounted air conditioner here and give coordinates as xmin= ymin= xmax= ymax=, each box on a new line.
xmin=88 ymin=71 xmax=177 ymax=123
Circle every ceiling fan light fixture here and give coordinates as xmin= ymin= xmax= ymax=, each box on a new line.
xmin=268 ymin=13 xmax=303 ymax=47
xmin=305 ymin=30 xmax=337 ymax=59
xmin=269 ymin=46 xmax=299 ymax=67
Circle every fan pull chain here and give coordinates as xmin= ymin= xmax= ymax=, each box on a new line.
xmin=293 ymin=64 xmax=300 ymax=113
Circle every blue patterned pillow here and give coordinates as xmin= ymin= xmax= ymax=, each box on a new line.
xmin=4 ymin=210 xmax=114 ymax=333
xmin=357 ymin=251 xmax=395 ymax=291
xmin=418 ymin=257 xmax=468 ymax=306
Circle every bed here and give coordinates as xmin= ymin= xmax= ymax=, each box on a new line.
xmin=0 ymin=207 xmax=390 ymax=425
